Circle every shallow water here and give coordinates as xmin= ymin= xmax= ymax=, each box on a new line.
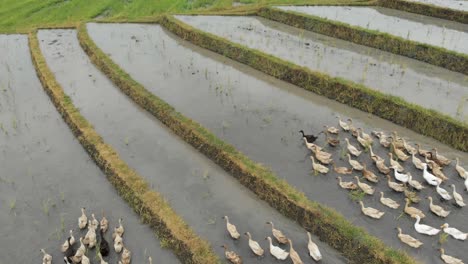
xmin=86 ymin=22 xmax=468 ymax=263
xmin=277 ymin=6 xmax=468 ymax=54
xmin=175 ymin=15 xmax=468 ymax=123
xmin=0 ymin=34 xmax=179 ymax=263
xmin=38 ymin=29 xmax=348 ymax=263
xmin=406 ymin=0 xmax=468 ymax=12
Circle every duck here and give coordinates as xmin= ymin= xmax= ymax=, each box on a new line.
xmin=431 ymin=148 xmax=451 ymax=166
xmin=441 ymin=223 xmax=467 ymax=241
xmin=415 ymin=144 xmax=431 ymax=158
xmin=404 ymin=187 xmax=421 ymax=204
xmin=422 ymin=163 xmax=442 ymax=186
xmin=223 ymin=216 xmax=240 ymax=239
xmin=221 ymin=245 xmax=243 ymax=264
xmin=84 ymin=220 xmax=97 ymax=248
xmin=337 ymin=177 xmax=358 ymax=190
xmin=244 ymin=232 xmax=264 ymax=256
xmin=402 ymin=138 xmax=416 ymax=154
xmin=310 ymin=156 xmax=329 ymax=174
xmin=387 ymin=175 xmax=405 ymax=192
xmin=392 ymin=143 xmax=409 ymax=161
xmin=432 ymin=165 xmax=449 ymax=182
xmin=427 ymin=196 xmax=450 ymax=218
xmin=436 ymin=183 xmax=452 ymax=201
xmin=455 ymin=158 xmax=467 ymax=179
xmin=314 ymin=150 xmax=333 ymax=165
xmin=61 ymin=230 xmax=75 ymax=252
xmin=404 ymin=198 xmax=425 ymax=218
xmin=354 ymin=176 xmax=374 ymax=195
xmin=451 ymin=184 xmax=466 ymax=207
xmin=325 ymin=131 xmax=340 ymax=147
xmin=465 ymin=177 xmax=468 ymax=191
xmin=380 ymin=192 xmax=400 ymax=209
xmin=81 ymin=255 xmax=90 ymax=264
xmin=440 ymin=248 xmax=464 ymax=264
xmin=98 ymin=253 xmax=109 ymax=264
xmin=100 ymin=212 xmax=109 ymax=233
xmin=372 ymin=131 xmax=391 ymax=148
xmin=99 ymin=229 xmax=110 ymax=257
xmin=299 ymin=130 xmax=319 ymax=144
xmin=75 ymin=237 xmax=86 ymax=257
xmin=78 ymin=207 xmax=87 ymax=229
xmin=266 ymin=221 xmax=288 ymax=244
xmin=347 ymin=154 xmax=363 ymax=171
xmin=121 ymin=247 xmax=131 ymax=264
xmin=392 ymin=167 xmax=409 ymax=183
xmin=358 ymin=128 xmax=373 ymax=144
xmin=306 ymin=232 xmax=322 ymax=261
xmin=115 ymin=218 xmax=124 ymax=237
xmin=288 ymin=239 xmax=303 ymax=264
xmin=407 ymin=173 xmax=424 ymax=191
xmin=396 ymin=227 xmax=423 ymax=248
xmin=324 ymin=125 xmax=339 ymax=135
xmin=90 ymin=213 xmax=99 ymax=230
xmin=337 ymin=116 xmax=349 ymax=131
xmin=266 ymin=236 xmax=289 ymax=260
xmin=63 ymin=237 xmax=77 ymax=263
xmin=40 ymin=249 xmax=52 ymax=264
xmin=303 ymin=137 xmax=318 ymax=152
xmin=425 ymin=155 xmax=440 ymax=171
xmin=114 ymin=233 xmax=123 ymax=253
xmin=357 ymin=130 xmax=371 ymax=148
xmin=375 ymin=159 xmax=391 ymax=175
xmin=359 ymin=201 xmax=384 ymax=219
xmin=348 ymin=119 xmax=358 ymax=137
xmin=369 ymin=146 xmax=383 ymax=163
xmin=411 ymin=153 xmax=424 ymax=170
xmin=148 ymin=256 xmax=153 ymax=264
xmin=345 ymin=138 xmax=361 ymax=157
xmin=391 ymin=131 xmax=404 ymax=149
xmin=362 ymin=164 xmax=378 ymax=183
xmin=388 ymin=153 xmax=404 ymax=172
xmin=414 ymin=215 xmax=440 ymax=235
xmin=332 ymin=162 xmax=353 ymax=174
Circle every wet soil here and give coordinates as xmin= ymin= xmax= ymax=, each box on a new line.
xmin=175 ymin=15 xmax=468 ymax=123
xmin=406 ymin=0 xmax=468 ymax=12
xmin=0 ymin=34 xmax=180 ymax=263
xmin=277 ymin=6 xmax=468 ymax=55
xmin=86 ymin=23 xmax=468 ymax=263
xmin=37 ymin=29 xmax=348 ymax=263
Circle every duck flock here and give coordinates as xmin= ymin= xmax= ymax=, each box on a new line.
xmin=221 ymin=216 xmax=322 ymax=264
xmin=40 ymin=208 xmax=153 ymax=264
xmin=300 ymin=116 xmax=467 ymax=264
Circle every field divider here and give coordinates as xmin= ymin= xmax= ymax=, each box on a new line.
xmin=377 ymin=0 xmax=467 ymax=24
xmin=28 ymin=30 xmax=219 ymax=264
xmin=78 ymin=22 xmax=417 ymax=264
xmin=257 ymin=6 xmax=468 ymax=75
xmin=161 ymin=15 xmax=467 ymax=151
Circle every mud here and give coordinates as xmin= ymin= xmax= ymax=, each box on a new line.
xmin=406 ymin=0 xmax=468 ymax=11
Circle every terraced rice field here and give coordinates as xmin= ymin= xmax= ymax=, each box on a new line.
xmin=1 ymin=1 xmax=467 ymax=264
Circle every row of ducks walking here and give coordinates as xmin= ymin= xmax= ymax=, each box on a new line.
xmin=41 ymin=208 xmax=153 ymax=264
xmin=300 ymin=117 xmax=467 ymax=264
xmin=221 ymin=216 xmax=321 ymax=263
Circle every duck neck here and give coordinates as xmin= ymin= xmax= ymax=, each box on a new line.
xmin=299 ymin=130 xmax=305 ymax=137
xmin=307 ymin=232 xmax=312 ymax=242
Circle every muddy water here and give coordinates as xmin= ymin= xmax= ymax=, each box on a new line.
xmin=37 ymin=29 xmax=348 ymax=263
xmin=86 ymin=23 xmax=468 ymax=263
xmin=406 ymin=0 xmax=468 ymax=12
xmin=0 ymin=35 xmax=179 ymax=263
xmin=277 ymin=6 xmax=468 ymax=55
xmin=175 ymin=15 xmax=468 ymax=123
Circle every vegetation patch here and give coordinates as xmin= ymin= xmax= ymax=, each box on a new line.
xmin=257 ymin=6 xmax=468 ymax=75
xmin=161 ymin=15 xmax=468 ymax=151
xmin=78 ymin=22 xmax=417 ymax=264
xmin=29 ymin=30 xmax=218 ymax=264
xmin=377 ymin=0 xmax=468 ymax=24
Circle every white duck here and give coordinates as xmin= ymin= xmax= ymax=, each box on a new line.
xmin=441 ymin=223 xmax=467 ymax=241
xmin=78 ymin=207 xmax=87 ymax=229
xmin=407 ymin=173 xmax=424 ymax=191
xmin=266 ymin=236 xmax=289 ymax=260
xmin=223 ymin=216 xmax=240 ymax=239
xmin=451 ymin=184 xmax=466 ymax=207
xmin=345 ymin=138 xmax=361 ymax=157
xmin=347 ymin=154 xmax=363 ymax=171
xmin=307 ymin=232 xmax=322 ymax=261
xmin=436 ymin=183 xmax=452 ymax=201
xmin=455 ymin=158 xmax=466 ymax=179
xmin=414 ymin=215 xmax=440 ymax=236
xmin=244 ymin=232 xmax=264 ymax=256
xmin=465 ymin=177 xmax=468 ymax=191
xmin=98 ymin=252 xmax=109 ymax=264
xmin=440 ymin=248 xmax=464 ymax=264
xmin=392 ymin=167 xmax=409 ymax=183
xmin=422 ymin=163 xmax=442 ymax=186
xmin=40 ymin=249 xmax=52 ymax=264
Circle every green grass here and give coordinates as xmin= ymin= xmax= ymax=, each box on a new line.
xmin=0 ymin=0 xmax=364 ymax=33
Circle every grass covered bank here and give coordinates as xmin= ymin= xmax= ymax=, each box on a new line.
xmin=78 ymin=23 xmax=417 ymax=264
xmin=28 ymin=30 xmax=219 ymax=264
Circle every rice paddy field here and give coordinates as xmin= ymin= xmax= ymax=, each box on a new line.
xmin=1 ymin=0 xmax=467 ymax=264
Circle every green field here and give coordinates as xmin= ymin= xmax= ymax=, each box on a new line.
xmin=0 ymin=0 xmax=362 ymax=33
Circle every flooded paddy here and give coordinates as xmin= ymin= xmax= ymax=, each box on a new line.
xmin=86 ymin=23 xmax=468 ymax=263
xmin=175 ymin=15 xmax=468 ymax=123
xmin=406 ymin=0 xmax=468 ymax=12
xmin=277 ymin=6 xmax=468 ymax=55
xmin=0 ymin=35 xmax=179 ymax=263
xmin=37 ymin=29 xmax=347 ymax=263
